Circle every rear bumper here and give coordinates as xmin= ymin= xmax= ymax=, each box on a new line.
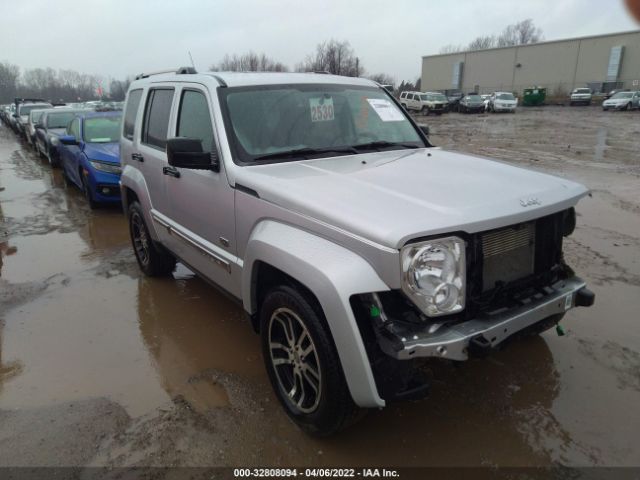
xmin=378 ymin=276 xmax=593 ymax=361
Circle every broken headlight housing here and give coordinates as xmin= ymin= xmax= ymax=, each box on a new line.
xmin=401 ymin=236 xmax=466 ymax=317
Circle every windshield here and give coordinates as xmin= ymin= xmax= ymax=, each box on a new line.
xmin=19 ymin=104 xmax=51 ymax=116
xmin=47 ymin=111 xmax=80 ymax=129
xmin=465 ymin=95 xmax=482 ymax=101
xmin=497 ymin=93 xmax=515 ymax=100
xmin=574 ymin=89 xmax=590 ymax=94
xmin=611 ymin=92 xmax=633 ymax=99
xmin=83 ymin=115 xmax=122 ymax=143
xmin=219 ymin=84 xmax=425 ymax=164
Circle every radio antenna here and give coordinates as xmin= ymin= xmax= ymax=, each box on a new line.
xmin=188 ymin=51 xmax=196 ymax=70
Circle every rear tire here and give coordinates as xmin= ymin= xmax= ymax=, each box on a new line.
xmin=260 ymin=285 xmax=361 ymax=436
xmin=128 ymin=201 xmax=176 ymax=277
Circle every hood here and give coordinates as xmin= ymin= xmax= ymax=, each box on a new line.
xmin=234 ymin=148 xmax=588 ymax=249
xmin=84 ymin=142 xmax=120 ymax=163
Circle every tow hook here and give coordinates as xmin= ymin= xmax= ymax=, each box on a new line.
xmin=575 ymin=287 xmax=595 ymax=307
xmin=468 ymin=334 xmax=492 ymax=358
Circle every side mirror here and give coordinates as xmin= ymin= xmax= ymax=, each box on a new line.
xmin=166 ymin=137 xmax=219 ymax=172
xmin=59 ymin=135 xmax=78 ymax=146
xmin=420 ymin=125 xmax=430 ymax=136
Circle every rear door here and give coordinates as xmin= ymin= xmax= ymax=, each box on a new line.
xmin=164 ymin=84 xmax=239 ymax=296
xmin=125 ymin=85 xmax=176 ymax=247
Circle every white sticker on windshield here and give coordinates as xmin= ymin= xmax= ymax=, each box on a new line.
xmin=309 ymin=97 xmax=335 ymax=122
xmin=367 ymin=98 xmax=404 ymax=122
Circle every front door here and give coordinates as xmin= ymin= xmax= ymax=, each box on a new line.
xmin=164 ymin=85 xmax=239 ymax=297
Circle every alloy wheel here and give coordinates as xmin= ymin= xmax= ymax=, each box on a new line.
xmin=268 ymin=307 xmax=322 ymax=414
xmin=131 ymin=212 xmax=150 ymax=267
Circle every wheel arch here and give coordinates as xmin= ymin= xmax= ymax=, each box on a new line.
xmin=242 ymin=220 xmax=389 ymax=408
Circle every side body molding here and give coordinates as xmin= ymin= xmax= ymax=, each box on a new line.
xmin=242 ymin=220 xmax=390 ymax=408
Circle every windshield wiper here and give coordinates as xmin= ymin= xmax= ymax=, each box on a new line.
xmin=352 ymin=140 xmax=420 ymax=151
xmin=253 ymin=146 xmax=358 ymax=162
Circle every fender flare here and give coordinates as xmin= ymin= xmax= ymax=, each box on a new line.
xmin=242 ymin=220 xmax=389 ymax=408
xmin=120 ymin=166 xmax=159 ymax=241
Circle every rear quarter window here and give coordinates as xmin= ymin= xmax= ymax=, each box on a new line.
xmin=142 ymin=89 xmax=175 ymax=150
xmin=123 ymin=89 xmax=143 ymax=141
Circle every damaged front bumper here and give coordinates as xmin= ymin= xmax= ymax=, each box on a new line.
xmin=375 ymin=276 xmax=594 ymax=361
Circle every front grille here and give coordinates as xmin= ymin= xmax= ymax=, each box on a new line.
xmin=481 ymin=223 xmax=535 ymax=291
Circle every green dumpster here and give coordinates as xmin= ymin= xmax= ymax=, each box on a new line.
xmin=522 ymin=87 xmax=546 ymax=106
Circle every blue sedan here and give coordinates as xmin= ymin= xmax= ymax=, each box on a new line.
xmin=58 ymin=111 xmax=123 ymax=208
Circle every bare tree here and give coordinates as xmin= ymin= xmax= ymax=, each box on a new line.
xmin=0 ymin=62 xmax=20 ymax=103
xmin=468 ymin=35 xmax=496 ymax=50
xmin=297 ymin=40 xmax=363 ymax=77
xmin=439 ymin=44 xmax=464 ymax=54
xmin=367 ymin=73 xmax=395 ymax=86
xmin=210 ymin=52 xmax=288 ymax=72
xmin=109 ymin=77 xmax=132 ymax=101
xmin=497 ymin=19 xmax=543 ymax=47
xmin=438 ymin=19 xmax=543 ymax=54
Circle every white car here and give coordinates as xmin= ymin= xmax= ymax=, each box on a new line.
xmin=602 ymin=91 xmax=640 ymax=111
xmin=569 ymin=88 xmax=592 ymax=106
xmin=399 ymin=91 xmax=447 ymax=115
xmin=487 ymin=92 xmax=518 ymax=113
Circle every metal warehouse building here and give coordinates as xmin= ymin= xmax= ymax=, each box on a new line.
xmin=421 ymin=30 xmax=640 ymax=95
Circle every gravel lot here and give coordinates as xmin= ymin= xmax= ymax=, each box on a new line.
xmin=0 ymin=105 xmax=639 ymax=473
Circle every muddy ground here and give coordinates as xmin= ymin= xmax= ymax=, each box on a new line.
xmin=0 ymin=106 xmax=639 ymax=473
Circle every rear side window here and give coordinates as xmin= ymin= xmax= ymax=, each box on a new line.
xmin=123 ymin=89 xmax=143 ymax=140
xmin=142 ymin=89 xmax=174 ymax=149
xmin=176 ymin=90 xmax=214 ymax=152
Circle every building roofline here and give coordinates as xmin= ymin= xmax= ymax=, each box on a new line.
xmin=422 ymin=29 xmax=640 ymax=59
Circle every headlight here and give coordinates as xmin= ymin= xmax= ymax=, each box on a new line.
xmin=49 ymin=136 xmax=59 ymax=145
xmin=401 ymin=236 xmax=466 ymax=317
xmin=89 ymin=160 xmax=122 ymax=174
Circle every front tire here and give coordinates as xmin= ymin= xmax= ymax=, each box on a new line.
xmin=421 ymin=106 xmax=429 ymax=116
xmin=81 ymin=173 xmax=98 ymax=210
xmin=128 ymin=201 xmax=176 ymax=276
xmin=260 ymin=285 xmax=360 ymax=436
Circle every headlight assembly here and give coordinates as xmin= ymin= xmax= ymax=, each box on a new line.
xmin=401 ymin=236 xmax=466 ymax=317
xmin=89 ymin=160 xmax=122 ymax=175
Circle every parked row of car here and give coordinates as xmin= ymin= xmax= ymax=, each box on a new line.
xmin=399 ymin=90 xmax=518 ymax=114
xmin=0 ymin=99 xmax=123 ymax=209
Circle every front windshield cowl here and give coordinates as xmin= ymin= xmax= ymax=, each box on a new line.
xmin=218 ymin=83 xmax=428 ymax=165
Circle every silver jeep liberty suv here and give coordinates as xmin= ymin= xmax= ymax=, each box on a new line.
xmin=120 ymin=67 xmax=594 ymax=436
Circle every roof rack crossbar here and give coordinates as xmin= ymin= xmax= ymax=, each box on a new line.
xmin=135 ymin=66 xmax=198 ymax=80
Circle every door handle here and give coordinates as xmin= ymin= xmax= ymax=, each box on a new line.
xmin=162 ymin=166 xmax=181 ymax=178
xmin=131 ymin=153 xmax=144 ymax=162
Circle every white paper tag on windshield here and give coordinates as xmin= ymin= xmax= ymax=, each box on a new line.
xmin=367 ymin=98 xmax=404 ymax=122
xmin=309 ymin=97 xmax=334 ymax=122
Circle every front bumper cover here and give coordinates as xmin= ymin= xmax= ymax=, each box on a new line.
xmin=377 ymin=276 xmax=593 ymax=361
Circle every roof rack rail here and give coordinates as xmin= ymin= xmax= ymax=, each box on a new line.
xmin=313 ymin=70 xmax=330 ymax=74
xmin=134 ymin=66 xmax=197 ymax=80
xmin=176 ymin=66 xmax=197 ymax=75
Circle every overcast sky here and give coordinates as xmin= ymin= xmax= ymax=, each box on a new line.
xmin=1 ymin=0 xmax=638 ymax=84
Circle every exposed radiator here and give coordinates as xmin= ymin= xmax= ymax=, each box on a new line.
xmin=481 ymin=222 xmax=536 ymax=291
